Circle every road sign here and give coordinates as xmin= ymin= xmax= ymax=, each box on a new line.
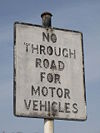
xmin=14 ymin=22 xmax=86 ymax=120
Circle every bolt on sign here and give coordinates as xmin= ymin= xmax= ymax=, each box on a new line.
xmin=14 ymin=22 xmax=87 ymax=120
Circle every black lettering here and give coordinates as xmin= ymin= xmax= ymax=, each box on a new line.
xmin=42 ymin=86 xmax=48 ymax=96
xmin=72 ymin=103 xmax=78 ymax=113
xmin=31 ymin=85 xmax=40 ymax=96
xmin=62 ymin=48 xmax=68 ymax=57
xmin=52 ymin=101 xmax=57 ymax=112
xmin=48 ymin=101 xmax=51 ymax=112
xmin=36 ymin=58 xmax=42 ymax=68
xmin=49 ymin=87 xmax=56 ymax=97
xmin=24 ymin=42 xmax=30 ymax=52
xmin=50 ymin=60 xmax=57 ymax=70
xmin=55 ymin=74 xmax=61 ymax=84
xmin=57 ymin=88 xmax=63 ymax=98
xmin=40 ymin=72 xmax=45 ymax=82
xmin=69 ymin=49 xmax=76 ymax=59
xmin=51 ymin=33 xmax=57 ymax=43
xmin=40 ymin=100 xmax=47 ymax=111
xmin=43 ymin=59 xmax=49 ymax=68
xmin=42 ymin=32 xmax=49 ymax=42
xmin=24 ymin=99 xmax=31 ymax=110
xmin=64 ymin=89 xmax=70 ymax=99
xmin=59 ymin=102 xmax=64 ymax=112
xmin=33 ymin=100 xmax=38 ymax=111
xmin=40 ymin=45 xmax=46 ymax=55
xmin=31 ymin=44 xmax=39 ymax=54
xmin=54 ymin=47 xmax=61 ymax=56
xmin=58 ymin=61 xmax=65 ymax=71
xmin=65 ymin=103 xmax=70 ymax=113
xmin=47 ymin=73 xmax=53 ymax=83
xmin=47 ymin=46 xmax=53 ymax=55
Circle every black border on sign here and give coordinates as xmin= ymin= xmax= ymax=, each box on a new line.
xmin=13 ymin=21 xmax=87 ymax=121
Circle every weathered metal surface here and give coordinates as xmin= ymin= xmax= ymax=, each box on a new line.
xmin=14 ymin=22 xmax=86 ymax=120
xmin=41 ymin=12 xmax=52 ymax=28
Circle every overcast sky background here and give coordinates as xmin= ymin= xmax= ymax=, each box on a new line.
xmin=0 ymin=0 xmax=100 ymax=133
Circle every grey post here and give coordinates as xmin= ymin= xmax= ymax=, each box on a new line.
xmin=41 ymin=11 xmax=54 ymax=133
xmin=41 ymin=12 xmax=52 ymax=28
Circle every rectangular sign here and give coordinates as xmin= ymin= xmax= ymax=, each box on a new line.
xmin=14 ymin=22 xmax=86 ymax=120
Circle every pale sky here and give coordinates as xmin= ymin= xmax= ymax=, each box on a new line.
xmin=0 ymin=0 xmax=100 ymax=133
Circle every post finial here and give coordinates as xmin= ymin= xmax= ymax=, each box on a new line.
xmin=41 ymin=12 xmax=52 ymax=27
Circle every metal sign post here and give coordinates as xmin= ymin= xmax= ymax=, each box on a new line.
xmin=41 ymin=12 xmax=54 ymax=133
xmin=44 ymin=119 xmax=54 ymax=133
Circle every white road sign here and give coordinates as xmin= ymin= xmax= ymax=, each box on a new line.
xmin=14 ymin=22 xmax=86 ymax=120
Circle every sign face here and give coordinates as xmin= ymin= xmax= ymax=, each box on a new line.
xmin=14 ymin=22 xmax=86 ymax=120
